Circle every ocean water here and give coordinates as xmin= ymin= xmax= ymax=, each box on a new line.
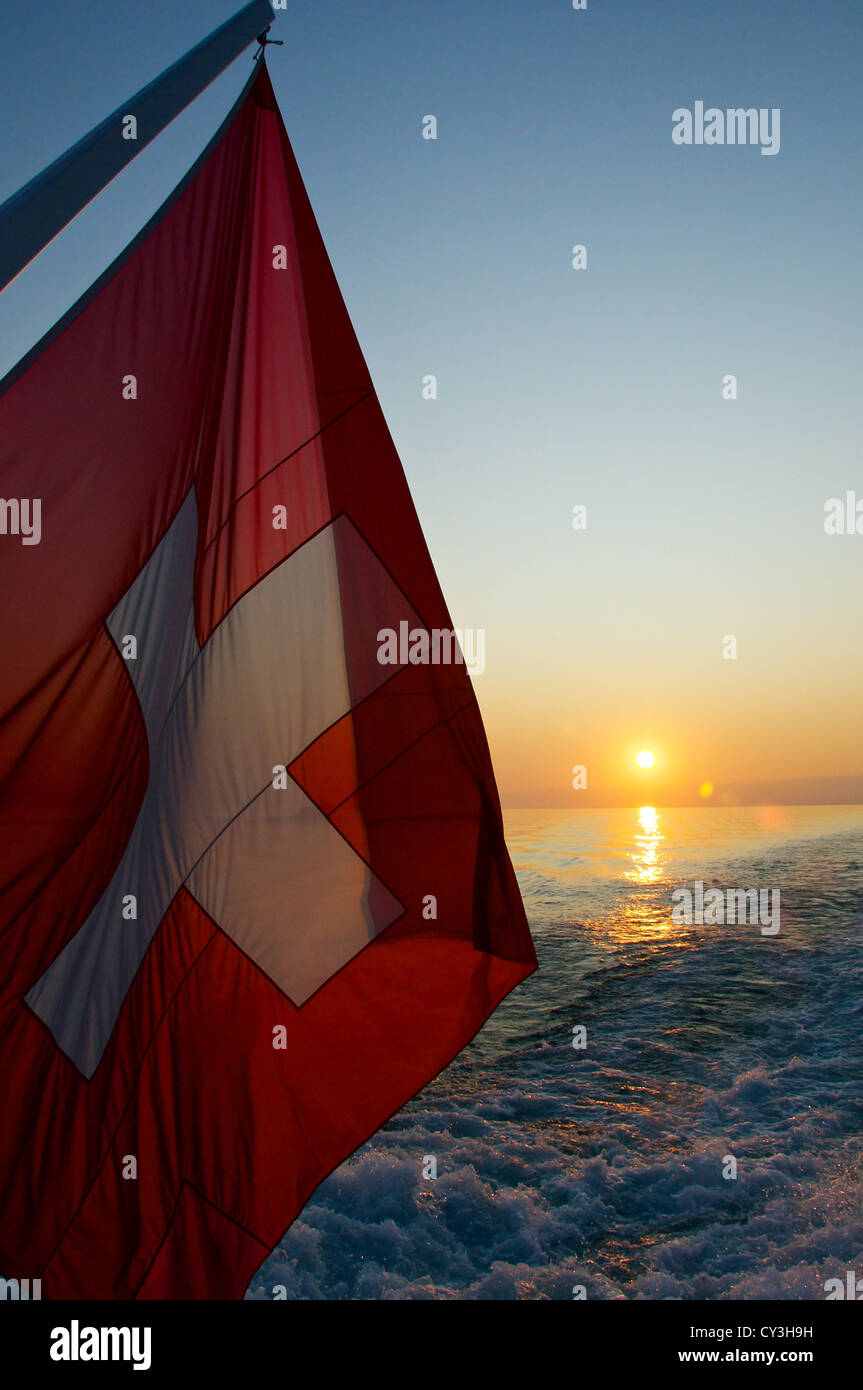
xmin=246 ymin=805 xmax=863 ymax=1300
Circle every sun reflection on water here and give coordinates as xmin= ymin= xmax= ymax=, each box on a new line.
xmin=579 ymin=805 xmax=677 ymax=946
xmin=626 ymin=805 xmax=665 ymax=886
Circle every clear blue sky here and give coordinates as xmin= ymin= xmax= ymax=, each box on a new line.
xmin=1 ymin=1 xmax=861 ymax=804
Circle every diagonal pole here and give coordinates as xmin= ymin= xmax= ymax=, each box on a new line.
xmin=0 ymin=0 xmax=275 ymax=294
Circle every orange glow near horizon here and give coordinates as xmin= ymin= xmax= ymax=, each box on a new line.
xmin=483 ymin=689 xmax=863 ymax=806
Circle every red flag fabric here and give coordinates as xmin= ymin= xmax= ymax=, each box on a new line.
xmin=0 ymin=63 xmax=535 ymax=1299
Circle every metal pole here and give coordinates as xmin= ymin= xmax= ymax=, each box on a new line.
xmin=0 ymin=0 xmax=275 ymax=294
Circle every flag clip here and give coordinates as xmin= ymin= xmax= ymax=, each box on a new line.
xmin=254 ymin=25 xmax=284 ymax=60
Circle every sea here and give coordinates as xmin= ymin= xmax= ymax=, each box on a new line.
xmin=246 ymin=805 xmax=863 ymax=1300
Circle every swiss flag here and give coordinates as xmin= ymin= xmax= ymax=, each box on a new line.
xmin=0 ymin=63 xmax=535 ymax=1299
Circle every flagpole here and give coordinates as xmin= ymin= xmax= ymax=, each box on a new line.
xmin=0 ymin=0 xmax=275 ymax=294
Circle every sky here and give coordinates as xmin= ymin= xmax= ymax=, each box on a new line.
xmin=0 ymin=0 xmax=860 ymax=807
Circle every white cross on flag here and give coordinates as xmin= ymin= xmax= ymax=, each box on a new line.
xmin=0 ymin=63 xmax=535 ymax=1299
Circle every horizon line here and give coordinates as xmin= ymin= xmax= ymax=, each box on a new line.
xmin=501 ymin=801 xmax=863 ymax=812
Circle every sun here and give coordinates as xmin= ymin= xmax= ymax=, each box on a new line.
xmin=635 ymin=748 xmax=656 ymax=770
